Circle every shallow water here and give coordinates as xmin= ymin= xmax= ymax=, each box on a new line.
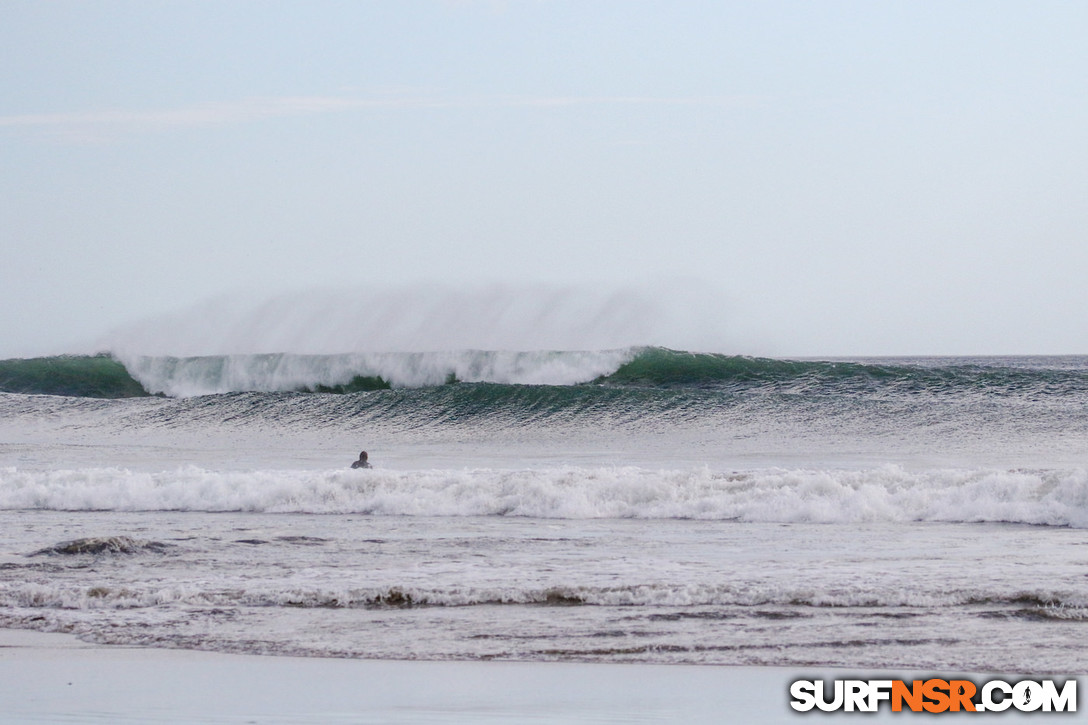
xmin=2 ymin=510 xmax=1085 ymax=673
xmin=2 ymin=354 xmax=1087 ymax=674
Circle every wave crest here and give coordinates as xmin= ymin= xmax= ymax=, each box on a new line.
xmin=5 ymin=348 xmax=1088 ymax=399
xmin=121 ymin=349 xmax=636 ymax=397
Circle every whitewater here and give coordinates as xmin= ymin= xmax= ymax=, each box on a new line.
xmin=2 ymin=348 xmax=1087 ymax=673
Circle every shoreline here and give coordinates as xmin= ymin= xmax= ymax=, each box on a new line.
xmin=0 ymin=628 xmax=800 ymax=724
xmin=1 ymin=629 xmax=1069 ymax=724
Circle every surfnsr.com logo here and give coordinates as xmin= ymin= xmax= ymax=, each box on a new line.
xmin=790 ymin=678 xmax=1077 ymax=713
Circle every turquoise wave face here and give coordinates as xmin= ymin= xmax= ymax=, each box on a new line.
xmin=2 ymin=348 xmax=1088 ymax=399
xmin=0 ymin=354 xmax=149 ymax=398
xmin=600 ymin=349 xmax=1088 ymax=396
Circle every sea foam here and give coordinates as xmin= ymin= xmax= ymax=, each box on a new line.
xmin=2 ymin=465 xmax=1086 ymax=527
xmin=119 ymin=349 xmax=636 ymax=397
xmin=5 ymin=579 xmax=1087 ymax=612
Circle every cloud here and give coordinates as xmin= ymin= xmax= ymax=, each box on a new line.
xmin=0 ymin=92 xmax=761 ymax=141
xmin=0 ymin=95 xmax=435 ymax=139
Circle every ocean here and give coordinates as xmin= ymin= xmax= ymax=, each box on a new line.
xmin=1 ymin=348 xmax=1086 ymax=673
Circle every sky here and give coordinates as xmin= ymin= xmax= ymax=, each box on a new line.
xmin=2 ymin=1 xmax=1086 ymax=358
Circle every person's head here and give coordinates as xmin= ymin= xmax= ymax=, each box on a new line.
xmin=358 ymin=451 xmax=368 ymax=461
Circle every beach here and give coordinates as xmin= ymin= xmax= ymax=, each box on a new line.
xmin=0 ymin=629 xmax=813 ymax=724
xmin=7 ymin=0 xmax=1088 ymax=718
xmin=2 ymin=353 xmax=1087 ymax=721
xmin=9 ymin=629 xmax=1069 ymax=723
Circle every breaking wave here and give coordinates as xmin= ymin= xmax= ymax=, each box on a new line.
xmin=5 ymin=581 xmax=1087 ymax=614
xmin=3 ymin=348 xmax=1088 ymax=399
xmin=0 ymin=354 xmax=148 ymax=398
xmin=2 ymin=465 xmax=1087 ymax=527
xmin=121 ymin=349 xmax=635 ymax=397
xmin=29 ymin=536 xmax=171 ymax=557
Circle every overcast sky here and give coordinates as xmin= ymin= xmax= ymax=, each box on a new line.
xmin=3 ymin=1 xmax=1086 ymax=358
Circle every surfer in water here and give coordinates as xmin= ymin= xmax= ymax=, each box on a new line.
xmin=351 ymin=451 xmax=371 ymax=469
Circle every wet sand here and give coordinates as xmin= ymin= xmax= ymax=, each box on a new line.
xmin=0 ymin=629 xmax=811 ymax=723
xmin=0 ymin=629 xmax=1059 ymax=723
